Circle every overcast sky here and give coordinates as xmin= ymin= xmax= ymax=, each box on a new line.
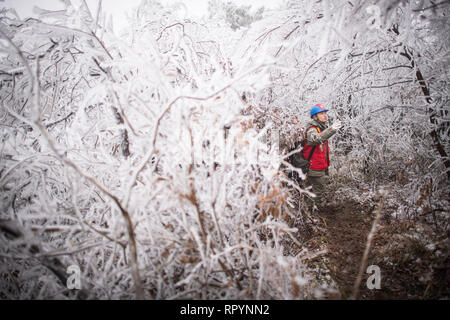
xmin=2 ymin=0 xmax=283 ymax=30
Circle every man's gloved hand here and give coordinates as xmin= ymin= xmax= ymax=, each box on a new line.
xmin=331 ymin=119 xmax=342 ymax=130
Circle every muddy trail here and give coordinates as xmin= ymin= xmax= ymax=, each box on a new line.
xmin=297 ymin=197 xmax=449 ymax=300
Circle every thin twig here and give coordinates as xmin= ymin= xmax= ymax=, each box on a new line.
xmin=350 ymin=192 xmax=385 ymax=300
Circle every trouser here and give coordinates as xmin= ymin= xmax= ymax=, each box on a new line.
xmin=305 ymin=170 xmax=327 ymax=208
xmin=306 ymin=175 xmax=326 ymax=198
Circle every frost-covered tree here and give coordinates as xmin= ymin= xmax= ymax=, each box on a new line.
xmin=0 ymin=0 xmax=317 ymax=299
xmin=0 ymin=0 xmax=448 ymax=300
xmin=208 ymin=0 xmax=264 ymax=30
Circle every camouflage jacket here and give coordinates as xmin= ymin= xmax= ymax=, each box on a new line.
xmin=305 ymin=119 xmax=336 ymax=146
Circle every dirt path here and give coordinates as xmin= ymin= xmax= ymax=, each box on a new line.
xmin=301 ymin=198 xmax=449 ymax=299
xmin=317 ymin=201 xmax=373 ymax=299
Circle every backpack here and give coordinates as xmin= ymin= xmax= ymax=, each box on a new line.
xmin=286 ymin=128 xmax=317 ymax=183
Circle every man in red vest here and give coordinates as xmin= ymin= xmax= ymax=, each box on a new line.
xmin=302 ymin=104 xmax=341 ymax=210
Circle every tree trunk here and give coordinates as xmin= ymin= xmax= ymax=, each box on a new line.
xmin=391 ymin=25 xmax=450 ymax=179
